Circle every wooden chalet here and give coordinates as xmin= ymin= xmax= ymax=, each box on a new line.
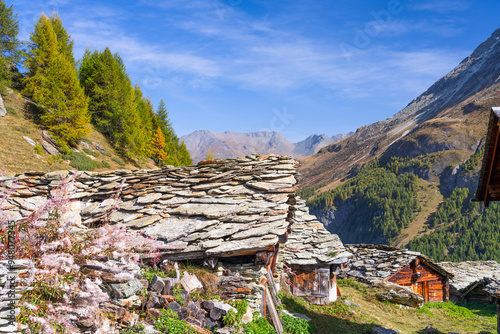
xmin=475 ymin=107 xmax=500 ymax=333
xmin=345 ymin=244 xmax=453 ymax=303
xmin=476 ymin=107 xmax=500 ymax=206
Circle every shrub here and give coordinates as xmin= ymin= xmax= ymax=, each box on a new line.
xmin=6 ymin=106 xmax=16 ymax=115
xmin=245 ymin=316 xmax=276 ymax=334
xmin=81 ymin=138 xmax=92 ymax=145
xmin=101 ymin=160 xmax=111 ymax=168
xmin=63 ymin=152 xmax=103 ymax=171
xmin=140 ymin=267 xmax=166 ymax=284
xmin=281 ymin=313 xmax=313 ymax=334
xmin=34 ymin=144 xmax=44 ymax=155
xmin=83 ymin=148 xmax=99 ymax=157
xmin=155 ymin=308 xmax=198 ymax=334
xmin=112 ymin=156 xmax=125 ymax=166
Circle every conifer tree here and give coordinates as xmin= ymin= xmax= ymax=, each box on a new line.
xmin=49 ymin=13 xmax=75 ymax=66
xmin=0 ymin=0 xmax=21 ymax=87
xmin=79 ymin=47 xmax=149 ymax=159
xmin=23 ymin=14 xmax=89 ymax=146
xmin=151 ymin=127 xmax=168 ymax=166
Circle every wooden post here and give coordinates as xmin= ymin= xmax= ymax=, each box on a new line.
xmin=265 ymin=286 xmax=283 ymax=334
xmin=497 ymin=298 xmax=500 ymax=334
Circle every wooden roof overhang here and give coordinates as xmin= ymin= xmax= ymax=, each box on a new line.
xmin=476 ymin=107 xmax=500 ymax=207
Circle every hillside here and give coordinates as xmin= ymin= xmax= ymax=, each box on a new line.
xmin=181 ymin=130 xmax=351 ymax=163
xmin=298 ymin=27 xmax=500 ymax=254
xmin=0 ymin=88 xmax=155 ymax=176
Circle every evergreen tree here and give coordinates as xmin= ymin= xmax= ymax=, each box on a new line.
xmin=23 ymin=14 xmax=89 ymax=146
xmin=0 ymin=0 xmax=21 ymax=87
xmin=79 ymin=47 xmax=149 ymax=159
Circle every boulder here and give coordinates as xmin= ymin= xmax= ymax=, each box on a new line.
xmin=0 ymin=95 xmax=6 ymax=117
xmin=150 ymin=275 xmax=165 ymax=293
xmin=376 ymin=282 xmax=424 ymax=308
xmin=108 ymin=278 xmax=143 ymax=299
xmin=373 ymin=327 xmax=398 ymax=334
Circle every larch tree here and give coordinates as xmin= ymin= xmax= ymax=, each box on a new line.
xmin=23 ymin=13 xmax=89 ymax=146
xmin=151 ymin=126 xmax=169 ymax=166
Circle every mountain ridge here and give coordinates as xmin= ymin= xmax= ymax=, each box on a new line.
xmin=180 ymin=129 xmax=352 ymax=163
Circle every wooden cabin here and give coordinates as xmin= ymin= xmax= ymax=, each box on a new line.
xmin=345 ymin=244 xmax=453 ymax=303
xmin=475 ymin=107 xmax=500 ymax=333
xmin=386 ymin=256 xmax=450 ymax=302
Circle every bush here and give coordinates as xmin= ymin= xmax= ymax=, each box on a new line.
xmin=63 ymin=152 xmax=103 ymax=171
xmin=101 ymin=160 xmax=111 ymax=168
xmin=112 ymin=156 xmax=125 ymax=166
xmin=281 ymin=313 xmax=313 ymax=334
xmin=81 ymin=138 xmax=92 ymax=145
xmin=154 ymin=308 xmax=198 ymax=334
xmin=34 ymin=144 xmax=44 ymax=155
xmin=245 ymin=316 xmax=276 ymax=334
xmin=83 ymin=148 xmax=99 ymax=157
xmin=6 ymin=106 xmax=16 ymax=115
xmin=140 ymin=267 xmax=166 ymax=284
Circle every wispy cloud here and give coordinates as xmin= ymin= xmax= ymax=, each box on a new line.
xmin=412 ymin=1 xmax=470 ymax=13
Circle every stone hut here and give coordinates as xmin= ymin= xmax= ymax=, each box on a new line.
xmin=0 ymin=154 xmax=348 ymax=314
xmin=439 ymin=261 xmax=500 ymax=304
xmin=344 ymin=244 xmax=453 ymax=302
xmin=278 ymin=199 xmax=350 ymax=305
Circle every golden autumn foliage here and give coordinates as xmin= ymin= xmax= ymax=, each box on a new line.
xmin=151 ymin=127 xmax=169 ymax=165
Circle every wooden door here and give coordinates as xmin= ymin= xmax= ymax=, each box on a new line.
xmin=422 ymin=281 xmax=429 ymax=302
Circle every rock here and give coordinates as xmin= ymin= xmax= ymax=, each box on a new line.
xmin=142 ymin=325 xmax=160 ymax=334
xmin=186 ymin=316 xmax=202 ymax=327
xmin=215 ymin=328 xmax=236 ymax=334
xmin=109 ymin=278 xmax=143 ymax=299
xmin=94 ymin=142 xmax=106 ymax=153
xmin=100 ymin=303 xmax=127 ymax=320
xmin=373 ymin=327 xmax=398 ymax=334
xmin=168 ymin=301 xmax=182 ymax=313
xmin=147 ymin=308 xmax=162 ymax=320
xmin=0 ymin=95 xmax=6 ymax=117
xmin=22 ymin=136 xmax=36 ymax=147
xmin=150 ymin=275 xmax=165 ymax=293
xmin=425 ymin=326 xmax=438 ymax=333
xmin=376 ymin=282 xmax=424 ymax=308
xmin=41 ymin=130 xmax=60 ymax=155
xmin=145 ymin=292 xmax=161 ymax=310
xmin=178 ymin=306 xmax=189 ymax=319
xmin=282 ymin=310 xmax=311 ymax=322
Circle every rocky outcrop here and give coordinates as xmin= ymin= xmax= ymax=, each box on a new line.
xmin=376 ymin=281 xmax=424 ymax=308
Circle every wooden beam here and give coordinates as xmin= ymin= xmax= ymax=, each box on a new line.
xmin=265 ymin=285 xmax=283 ymax=334
xmin=484 ymin=122 xmax=500 ymax=207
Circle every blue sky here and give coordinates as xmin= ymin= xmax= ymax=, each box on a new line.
xmin=12 ymin=0 xmax=500 ymax=142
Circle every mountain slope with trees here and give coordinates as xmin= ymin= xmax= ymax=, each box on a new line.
xmin=298 ymin=28 xmax=500 ymax=262
xmin=0 ymin=1 xmax=191 ymax=174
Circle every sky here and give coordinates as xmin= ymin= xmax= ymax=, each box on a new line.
xmin=12 ymin=0 xmax=500 ymax=142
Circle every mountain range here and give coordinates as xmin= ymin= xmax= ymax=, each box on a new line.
xmin=298 ymin=27 xmax=500 ymax=254
xmin=180 ymin=130 xmax=352 ymax=163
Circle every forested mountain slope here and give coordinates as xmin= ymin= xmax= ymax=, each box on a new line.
xmin=298 ymin=28 xmax=500 ymax=262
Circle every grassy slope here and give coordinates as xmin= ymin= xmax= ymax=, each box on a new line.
xmin=282 ymin=279 xmax=496 ymax=334
xmin=0 ymin=89 xmax=155 ymax=176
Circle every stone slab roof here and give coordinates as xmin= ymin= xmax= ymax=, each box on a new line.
xmin=280 ymin=198 xmax=346 ymax=266
xmin=1 ymin=154 xmax=341 ymax=261
xmin=344 ymin=244 xmax=452 ymax=284
xmin=439 ymin=261 xmax=500 ymax=292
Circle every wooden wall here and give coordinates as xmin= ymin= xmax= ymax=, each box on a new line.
xmin=387 ymin=258 xmax=449 ymax=302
